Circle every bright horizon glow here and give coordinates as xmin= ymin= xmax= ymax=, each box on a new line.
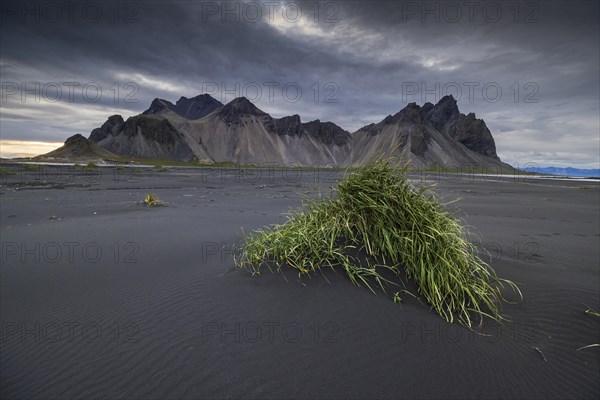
xmin=0 ymin=140 xmax=63 ymax=159
xmin=1 ymin=139 xmax=598 ymax=171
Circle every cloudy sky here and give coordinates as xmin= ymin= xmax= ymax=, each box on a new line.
xmin=1 ymin=0 xmax=598 ymax=168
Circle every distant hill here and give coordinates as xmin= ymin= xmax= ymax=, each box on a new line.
xmin=35 ymin=134 xmax=120 ymax=161
xmin=521 ymin=166 xmax=600 ymax=178
xmin=41 ymin=93 xmax=510 ymax=169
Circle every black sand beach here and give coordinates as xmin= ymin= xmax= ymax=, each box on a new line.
xmin=1 ymin=163 xmax=599 ymax=399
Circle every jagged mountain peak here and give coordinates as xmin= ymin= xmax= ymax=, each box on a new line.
xmin=144 ymin=94 xmax=223 ymax=120
xmin=434 ymin=95 xmax=459 ymax=115
xmin=276 ymin=114 xmax=302 ymax=123
xmin=143 ymin=98 xmax=173 ymax=115
xmin=180 ymin=93 xmax=217 ymax=101
xmin=89 ymin=114 xmax=125 ymax=143
xmin=349 ymin=97 xmax=502 ymax=165
xmin=271 ymin=114 xmax=303 ymax=136
xmin=438 ymin=94 xmax=455 ymax=101
xmin=381 ymin=102 xmax=423 ymax=125
xmin=175 ymin=93 xmax=222 ymax=107
xmin=424 ymin=95 xmax=460 ymax=130
xmin=64 ymin=133 xmax=87 ymax=145
xmin=215 ymin=97 xmax=269 ymax=125
xmin=396 ymin=102 xmax=423 ymax=122
xmin=222 ymin=97 xmax=265 ymax=114
xmin=436 ymin=95 xmax=459 ymax=111
xmin=173 ymin=94 xmax=223 ymax=119
xmin=418 ymin=96 xmax=498 ymax=160
xmin=302 ymin=119 xmax=351 ymax=146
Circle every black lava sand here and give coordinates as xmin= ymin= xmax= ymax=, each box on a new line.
xmin=1 ymin=163 xmax=599 ymax=399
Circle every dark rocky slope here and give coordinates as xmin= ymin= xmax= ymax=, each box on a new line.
xmin=37 ymin=134 xmax=120 ymax=161
xmin=78 ymin=93 xmax=507 ymax=168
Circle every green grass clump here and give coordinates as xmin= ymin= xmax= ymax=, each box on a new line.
xmin=0 ymin=167 xmax=14 ymax=175
xmin=235 ymin=159 xmax=521 ymax=327
xmin=144 ymin=193 xmax=164 ymax=207
xmin=85 ymin=162 xmax=97 ymax=170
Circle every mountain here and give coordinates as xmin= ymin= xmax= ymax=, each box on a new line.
xmin=520 ymin=166 xmax=600 ymax=178
xmin=36 ymin=134 xmax=120 ymax=161
xmin=89 ymin=115 xmax=125 ymax=142
xmin=351 ymin=99 xmax=509 ymax=169
xmin=177 ymin=97 xmax=352 ymax=165
xmin=302 ymin=119 xmax=351 ymax=146
xmin=78 ymin=93 xmax=507 ymax=168
xmin=143 ymin=94 xmax=223 ymax=120
xmin=89 ymin=114 xmax=210 ymax=162
xmin=422 ymin=95 xmax=499 ymax=159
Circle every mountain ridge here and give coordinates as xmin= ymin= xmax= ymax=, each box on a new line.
xmin=47 ymin=93 xmax=508 ymax=169
xmin=143 ymin=94 xmax=223 ymax=120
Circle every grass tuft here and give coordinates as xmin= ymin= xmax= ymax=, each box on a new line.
xmin=144 ymin=193 xmax=164 ymax=207
xmin=577 ymin=307 xmax=600 ymax=351
xmin=235 ymin=159 xmax=521 ymax=327
xmin=584 ymin=307 xmax=600 ymax=318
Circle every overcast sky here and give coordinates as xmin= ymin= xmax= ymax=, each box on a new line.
xmin=1 ymin=0 xmax=598 ymax=168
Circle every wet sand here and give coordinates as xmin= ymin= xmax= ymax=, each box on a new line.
xmin=1 ymin=163 xmax=599 ymax=399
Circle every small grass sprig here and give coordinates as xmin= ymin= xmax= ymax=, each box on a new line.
xmin=144 ymin=193 xmax=164 ymax=207
xmin=577 ymin=307 xmax=600 ymax=351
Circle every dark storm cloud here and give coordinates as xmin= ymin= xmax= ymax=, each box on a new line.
xmin=0 ymin=0 xmax=598 ymax=167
